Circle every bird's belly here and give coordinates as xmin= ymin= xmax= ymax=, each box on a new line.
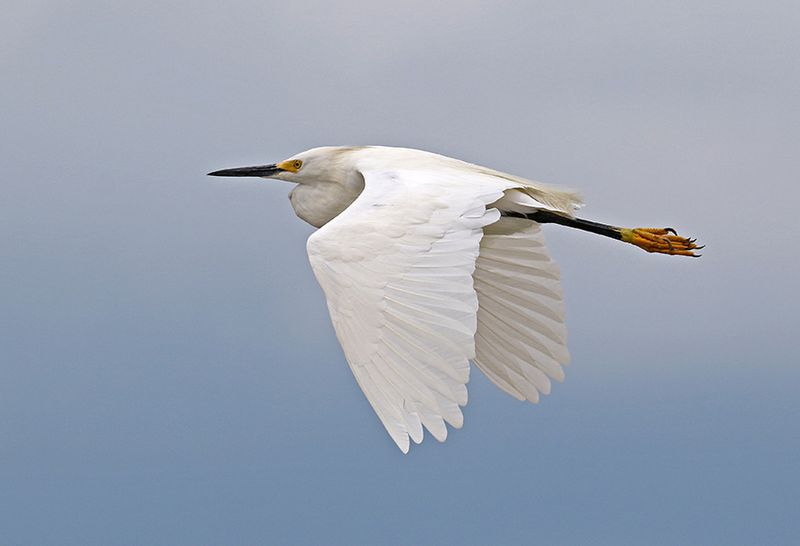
xmin=289 ymin=181 xmax=362 ymax=228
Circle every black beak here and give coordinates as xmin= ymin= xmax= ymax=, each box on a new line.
xmin=207 ymin=164 xmax=284 ymax=177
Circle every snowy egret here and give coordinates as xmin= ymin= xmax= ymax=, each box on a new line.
xmin=209 ymin=146 xmax=701 ymax=452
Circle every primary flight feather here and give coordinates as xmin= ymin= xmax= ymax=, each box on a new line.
xmin=209 ymin=146 xmax=701 ymax=452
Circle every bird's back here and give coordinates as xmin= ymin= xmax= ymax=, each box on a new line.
xmin=291 ymin=146 xmax=582 ymax=228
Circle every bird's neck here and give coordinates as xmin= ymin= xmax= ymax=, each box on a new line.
xmin=289 ymin=175 xmax=365 ymax=228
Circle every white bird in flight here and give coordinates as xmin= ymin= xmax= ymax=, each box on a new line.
xmin=209 ymin=146 xmax=700 ymax=453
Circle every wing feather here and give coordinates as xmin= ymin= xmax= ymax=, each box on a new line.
xmin=307 ymin=168 xmax=510 ymax=451
xmin=473 ymin=217 xmax=570 ymax=404
xmin=306 ymin=159 xmax=576 ymax=451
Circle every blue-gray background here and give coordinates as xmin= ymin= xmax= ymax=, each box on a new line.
xmin=2 ymin=1 xmax=798 ymax=544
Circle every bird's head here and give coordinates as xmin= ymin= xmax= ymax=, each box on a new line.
xmin=207 ymin=147 xmax=356 ymax=185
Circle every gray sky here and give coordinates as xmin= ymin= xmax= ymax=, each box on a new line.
xmin=2 ymin=1 xmax=798 ymax=544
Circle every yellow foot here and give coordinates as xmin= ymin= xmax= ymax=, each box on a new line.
xmin=620 ymin=227 xmax=703 ymax=257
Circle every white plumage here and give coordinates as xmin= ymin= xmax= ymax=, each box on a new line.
xmin=209 ymin=145 xmax=698 ymax=452
xmin=474 ymin=217 xmax=568 ymax=403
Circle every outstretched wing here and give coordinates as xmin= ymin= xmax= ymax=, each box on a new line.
xmin=473 ymin=216 xmax=570 ymax=403
xmin=306 ymin=168 xmax=509 ymax=452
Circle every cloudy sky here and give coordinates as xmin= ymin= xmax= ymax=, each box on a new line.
xmin=2 ymin=1 xmax=798 ymax=544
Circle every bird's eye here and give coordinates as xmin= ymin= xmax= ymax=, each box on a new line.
xmin=277 ymin=158 xmax=304 ymax=173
